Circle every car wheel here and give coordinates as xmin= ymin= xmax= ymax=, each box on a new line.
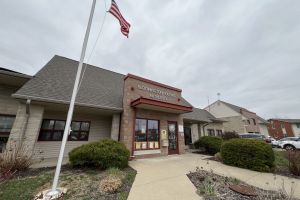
xmin=284 ymin=145 xmax=295 ymax=151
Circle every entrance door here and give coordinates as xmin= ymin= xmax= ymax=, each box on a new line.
xmin=168 ymin=122 xmax=178 ymax=155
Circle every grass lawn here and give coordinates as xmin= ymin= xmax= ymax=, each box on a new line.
xmin=0 ymin=166 xmax=136 ymax=200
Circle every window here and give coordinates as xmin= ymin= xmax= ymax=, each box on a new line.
xmin=69 ymin=121 xmax=90 ymax=141
xmin=281 ymin=123 xmax=285 ymax=129
xmin=134 ymin=119 xmax=159 ymax=150
xmin=207 ymin=129 xmax=215 ymax=136
xmin=252 ymin=118 xmax=256 ymax=125
xmin=0 ymin=115 xmax=15 ymax=153
xmin=247 ymin=120 xmax=251 ymax=125
xmin=296 ymin=124 xmax=300 ymax=128
xmin=0 ymin=115 xmax=15 ymax=135
xmin=38 ymin=119 xmax=90 ymax=141
xmin=216 ymin=129 xmax=223 ymax=136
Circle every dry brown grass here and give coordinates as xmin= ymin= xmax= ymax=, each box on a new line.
xmin=0 ymin=143 xmax=33 ymax=182
xmin=99 ymin=176 xmax=122 ymax=194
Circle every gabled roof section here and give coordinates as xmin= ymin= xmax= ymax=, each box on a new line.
xmin=183 ymin=108 xmax=223 ymax=123
xmin=206 ymin=100 xmax=266 ymax=122
xmin=13 ymin=55 xmax=125 ymax=110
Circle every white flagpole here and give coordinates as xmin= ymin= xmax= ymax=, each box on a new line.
xmin=46 ymin=0 xmax=97 ymax=197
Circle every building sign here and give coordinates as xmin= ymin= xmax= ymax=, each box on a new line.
xmin=137 ymin=84 xmax=176 ymax=101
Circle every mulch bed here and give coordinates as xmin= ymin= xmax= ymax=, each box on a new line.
xmin=187 ymin=168 xmax=298 ymax=200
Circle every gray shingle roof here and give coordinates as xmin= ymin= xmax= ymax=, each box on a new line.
xmin=13 ymin=55 xmax=193 ymax=111
xmin=13 ymin=55 xmax=125 ymax=110
xmin=182 ymin=108 xmax=220 ymax=123
xmin=0 ymin=67 xmax=32 ymax=79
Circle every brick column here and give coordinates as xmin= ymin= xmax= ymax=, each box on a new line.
xmin=8 ymin=103 xmax=44 ymax=154
xmin=110 ymin=113 xmax=120 ymax=141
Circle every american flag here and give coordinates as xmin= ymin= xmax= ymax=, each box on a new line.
xmin=108 ymin=0 xmax=131 ymax=38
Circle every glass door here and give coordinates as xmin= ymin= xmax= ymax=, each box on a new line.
xmin=168 ymin=122 xmax=178 ymax=155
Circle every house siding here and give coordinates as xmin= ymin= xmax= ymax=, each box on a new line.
xmin=220 ymin=116 xmax=245 ymax=133
xmin=205 ymin=101 xmax=240 ymax=118
xmin=291 ymin=124 xmax=300 ymax=137
xmin=0 ymin=84 xmax=20 ymax=115
xmin=33 ymin=111 xmax=112 ymax=159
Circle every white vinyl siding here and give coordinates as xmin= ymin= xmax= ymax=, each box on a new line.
xmin=33 ymin=113 xmax=112 ymax=159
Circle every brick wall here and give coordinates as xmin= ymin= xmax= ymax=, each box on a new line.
xmin=267 ymin=119 xmax=294 ymax=139
xmin=120 ymin=76 xmax=186 ymax=157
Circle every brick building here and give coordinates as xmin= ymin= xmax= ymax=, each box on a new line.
xmin=268 ymin=119 xmax=300 ymax=139
xmin=1 ymin=55 xmax=229 ymax=166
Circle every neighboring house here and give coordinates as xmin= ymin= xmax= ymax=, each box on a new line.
xmin=268 ymin=119 xmax=300 ymax=139
xmin=182 ymin=108 xmax=224 ymax=145
xmin=1 ymin=55 xmax=196 ymax=166
xmin=0 ymin=67 xmax=31 ymax=152
xmin=204 ymin=100 xmax=268 ymax=135
xmin=257 ymin=116 xmax=270 ymax=137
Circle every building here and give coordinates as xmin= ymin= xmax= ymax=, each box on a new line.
xmin=182 ymin=108 xmax=224 ymax=146
xmin=0 ymin=67 xmax=32 ymax=152
xmin=0 ymin=55 xmax=219 ymax=165
xmin=268 ymin=119 xmax=300 ymax=139
xmin=204 ymin=100 xmax=269 ymax=135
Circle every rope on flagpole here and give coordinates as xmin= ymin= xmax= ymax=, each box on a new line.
xmin=77 ymin=0 xmax=108 ymax=93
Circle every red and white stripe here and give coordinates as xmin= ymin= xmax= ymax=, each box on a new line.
xmin=108 ymin=0 xmax=131 ymax=37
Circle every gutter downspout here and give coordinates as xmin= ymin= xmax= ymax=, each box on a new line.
xmin=202 ymin=122 xmax=209 ymax=136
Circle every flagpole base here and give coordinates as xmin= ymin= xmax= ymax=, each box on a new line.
xmin=34 ymin=188 xmax=67 ymax=200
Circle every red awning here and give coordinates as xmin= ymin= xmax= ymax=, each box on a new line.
xmin=131 ymin=97 xmax=193 ymax=114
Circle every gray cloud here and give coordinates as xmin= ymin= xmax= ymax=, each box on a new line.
xmin=0 ymin=0 xmax=299 ymax=119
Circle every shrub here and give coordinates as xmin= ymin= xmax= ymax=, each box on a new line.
xmin=69 ymin=139 xmax=130 ymax=169
xmin=286 ymin=151 xmax=300 ymax=176
xmin=194 ymin=136 xmax=223 ymax=155
xmin=221 ymin=131 xmax=240 ymax=140
xmin=221 ymin=139 xmax=275 ymax=172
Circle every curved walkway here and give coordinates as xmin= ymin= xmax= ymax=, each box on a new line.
xmin=128 ymin=153 xmax=299 ymax=200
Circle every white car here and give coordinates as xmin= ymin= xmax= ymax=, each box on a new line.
xmin=267 ymin=137 xmax=279 ymax=147
xmin=277 ymin=137 xmax=300 ymax=150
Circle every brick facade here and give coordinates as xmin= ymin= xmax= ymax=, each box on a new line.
xmin=120 ymin=75 xmax=188 ymax=157
xmin=267 ymin=119 xmax=294 ymax=139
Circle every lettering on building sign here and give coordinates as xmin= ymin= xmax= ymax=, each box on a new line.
xmin=137 ymin=84 xmax=176 ymax=101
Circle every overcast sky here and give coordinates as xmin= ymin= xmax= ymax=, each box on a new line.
xmin=0 ymin=0 xmax=299 ymax=119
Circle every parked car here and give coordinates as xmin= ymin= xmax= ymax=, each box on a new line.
xmin=265 ymin=136 xmax=279 ymax=147
xmin=277 ymin=137 xmax=300 ymax=150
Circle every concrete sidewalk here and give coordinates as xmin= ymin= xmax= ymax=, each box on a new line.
xmin=128 ymin=153 xmax=300 ymax=200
